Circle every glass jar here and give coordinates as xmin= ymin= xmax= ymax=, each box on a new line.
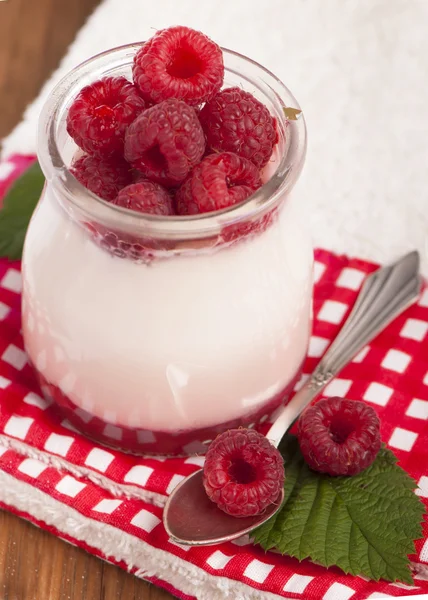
xmin=22 ymin=43 xmax=312 ymax=456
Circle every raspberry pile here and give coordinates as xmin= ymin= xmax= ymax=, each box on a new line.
xmin=203 ymin=428 xmax=285 ymax=517
xmin=67 ymin=26 xmax=279 ymax=225
xmin=297 ymin=396 xmax=382 ymax=476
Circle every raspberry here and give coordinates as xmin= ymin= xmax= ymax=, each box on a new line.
xmin=66 ymin=77 xmax=146 ymax=156
xmin=70 ymin=154 xmax=132 ymax=201
xmin=124 ymin=99 xmax=205 ymax=187
xmin=199 ymin=87 xmax=277 ymax=168
xmin=297 ymin=397 xmax=382 ymax=476
xmin=114 ymin=181 xmax=174 ymax=216
xmin=133 ymin=26 xmax=224 ymax=106
xmin=203 ymin=429 xmax=285 ymax=517
xmin=175 ymin=152 xmax=261 ymax=215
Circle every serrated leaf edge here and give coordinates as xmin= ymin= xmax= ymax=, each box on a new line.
xmin=252 ymin=439 xmax=425 ymax=585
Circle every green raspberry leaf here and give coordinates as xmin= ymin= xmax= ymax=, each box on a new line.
xmin=252 ymin=435 xmax=425 ymax=584
xmin=0 ymin=161 xmax=44 ymax=260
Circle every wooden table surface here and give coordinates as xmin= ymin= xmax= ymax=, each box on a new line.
xmin=0 ymin=1 xmax=173 ymax=598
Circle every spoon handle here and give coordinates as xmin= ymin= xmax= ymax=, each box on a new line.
xmin=267 ymin=251 xmax=422 ymax=448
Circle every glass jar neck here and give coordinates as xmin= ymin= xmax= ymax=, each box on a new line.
xmin=38 ymin=43 xmax=306 ymax=243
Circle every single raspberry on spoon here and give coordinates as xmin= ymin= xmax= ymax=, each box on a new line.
xmin=124 ymin=98 xmax=205 ymax=187
xmin=133 ymin=25 xmax=224 ymax=106
xmin=199 ymin=87 xmax=278 ymax=168
xmin=175 ymin=152 xmax=261 ymax=215
xmin=70 ymin=154 xmax=132 ymax=201
xmin=203 ymin=429 xmax=285 ymax=517
xmin=67 ymin=76 xmax=146 ymax=156
xmin=297 ymin=397 xmax=382 ymax=476
xmin=114 ymin=181 xmax=174 ymax=216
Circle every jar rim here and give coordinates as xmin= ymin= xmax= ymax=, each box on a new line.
xmin=37 ymin=42 xmax=307 ymax=239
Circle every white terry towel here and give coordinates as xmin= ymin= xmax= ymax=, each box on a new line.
xmin=2 ymin=0 xmax=428 ymax=273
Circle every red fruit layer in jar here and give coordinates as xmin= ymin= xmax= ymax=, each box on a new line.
xmin=36 ymin=367 xmax=304 ymax=456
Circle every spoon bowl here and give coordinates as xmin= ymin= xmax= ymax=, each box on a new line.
xmin=164 ymin=470 xmax=284 ymax=545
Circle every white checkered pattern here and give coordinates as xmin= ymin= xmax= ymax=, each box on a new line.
xmin=124 ymin=465 xmax=154 ymax=486
xmin=283 ymin=574 xmax=314 ymax=593
xmin=166 ymin=474 xmax=185 ymax=495
xmin=381 ymin=349 xmax=411 ymax=373
xmin=353 ymin=346 xmax=370 ymax=363
xmin=364 ymin=383 xmax=393 ymax=406
xmin=324 ymin=379 xmax=352 ymax=397
xmin=92 ymin=499 xmax=122 ymax=514
xmin=168 ymin=538 xmax=191 ymax=552
xmin=313 ymin=261 xmax=326 ymax=283
xmin=416 ymin=476 xmax=428 ymax=498
xmin=230 ymin=535 xmax=252 ymax=546
xmin=323 ymin=583 xmax=355 ymax=600
xmin=184 ymin=455 xmax=205 ymax=467
xmin=2 ymin=345 xmax=27 ymax=370
xmin=0 ymin=375 xmax=11 ymax=389
xmin=406 ymin=399 xmax=428 ymax=420
xmin=18 ymin=458 xmax=47 ymax=478
xmin=23 ymin=392 xmax=49 ymax=410
xmin=420 ymin=539 xmax=428 ymax=562
xmin=243 ymin=559 xmax=274 ymax=584
xmin=55 ymin=475 xmax=86 ymax=498
xmin=206 ymin=550 xmax=234 ymax=570
xmin=1 ymin=269 xmax=22 ymax=293
xmin=318 ymin=300 xmax=348 ymax=324
xmin=84 ymin=448 xmax=114 ymax=472
xmin=0 ymin=301 xmax=10 ymax=320
xmin=308 ymin=336 xmax=329 ymax=357
xmin=400 ymin=318 xmax=428 ymax=341
xmin=44 ymin=433 xmax=75 ymax=457
xmin=336 ymin=267 xmax=366 ymax=290
xmin=130 ymin=509 xmax=161 ymax=533
xmin=388 ymin=427 xmax=418 ymax=451
xmin=4 ymin=416 xmax=34 ymax=440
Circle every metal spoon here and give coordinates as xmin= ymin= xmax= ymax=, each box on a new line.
xmin=163 ymin=251 xmax=422 ymax=546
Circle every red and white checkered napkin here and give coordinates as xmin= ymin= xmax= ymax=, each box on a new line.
xmin=0 ymin=156 xmax=428 ymax=600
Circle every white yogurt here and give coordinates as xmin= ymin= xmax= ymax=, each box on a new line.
xmin=22 ymin=185 xmax=313 ymax=432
